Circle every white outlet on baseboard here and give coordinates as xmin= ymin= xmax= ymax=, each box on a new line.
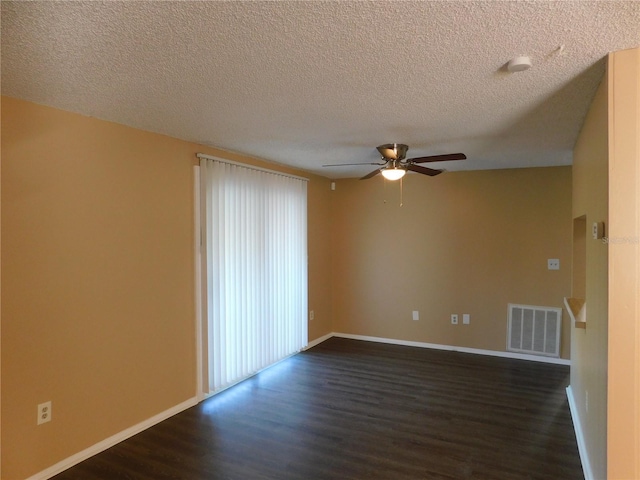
xmin=37 ymin=401 xmax=52 ymax=425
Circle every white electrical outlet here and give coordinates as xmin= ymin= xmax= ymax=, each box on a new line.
xmin=463 ymin=314 xmax=470 ymax=325
xmin=412 ymin=311 xmax=419 ymax=321
xmin=451 ymin=314 xmax=458 ymax=325
xmin=309 ymin=310 xmax=314 ymax=321
xmin=37 ymin=401 xmax=52 ymax=425
xmin=547 ymin=259 xmax=560 ymax=270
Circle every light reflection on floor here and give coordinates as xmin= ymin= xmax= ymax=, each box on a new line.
xmin=201 ymin=354 xmax=297 ymax=415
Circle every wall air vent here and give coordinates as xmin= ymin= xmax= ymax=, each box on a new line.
xmin=507 ymin=304 xmax=561 ymax=358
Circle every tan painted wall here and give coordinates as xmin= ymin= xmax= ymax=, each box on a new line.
xmin=1 ymin=97 xmax=195 ymax=479
xmin=571 ymin=47 xmax=640 ymax=480
xmin=1 ymin=97 xmax=333 ymax=479
xmin=607 ymin=47 xmax=640 ymax=480
xmin=331 ymin=167 xmax=572 ymax=357
xmin=571 ymin=71 xmax=609 ymax=480
xmin=307 ymin=177 xmax=334 ymax=341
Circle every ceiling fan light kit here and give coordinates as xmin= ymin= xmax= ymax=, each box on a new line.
xmin=381 ymin=168 xmax=406 ymax=181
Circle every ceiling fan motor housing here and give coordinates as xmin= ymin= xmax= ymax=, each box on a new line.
xmin=377 ymin=143 xmax=409 ymax=161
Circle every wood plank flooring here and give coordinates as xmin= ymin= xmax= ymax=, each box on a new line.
xmin=53 ymin=337 xmax=583 ymax=479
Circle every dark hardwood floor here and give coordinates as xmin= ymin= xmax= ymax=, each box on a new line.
xmin=53 ymin=337 xmax=583 ymax=480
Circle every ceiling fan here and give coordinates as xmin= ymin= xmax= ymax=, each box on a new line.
xmin=323 ymin=144 xmax=466 ymax=180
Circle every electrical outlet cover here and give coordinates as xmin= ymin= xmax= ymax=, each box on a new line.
xmin=547 ymin=259 xmax=560 ymax=270
xmin=37 ymin=401 xmax=52 ymax=425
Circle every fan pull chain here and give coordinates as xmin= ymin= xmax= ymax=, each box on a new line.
xmin=399 ymin=177 xmax=403 ymax=207
xmin=383 ymin=176 xmax=387 ymax=203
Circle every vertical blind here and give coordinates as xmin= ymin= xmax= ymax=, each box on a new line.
xmin=200 ymin=157 xmax=308 ymax=393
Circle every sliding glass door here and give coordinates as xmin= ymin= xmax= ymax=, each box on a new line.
xmin=199 ymin=156 xmax=308 ymax=393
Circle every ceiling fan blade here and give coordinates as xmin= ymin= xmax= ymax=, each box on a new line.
xmin=409 ymin=153 xmax=466 ymax=164
xmin=322 ymin=162 xmax=385 ymax=167
xmin=360 ymin=168 xmax=382 ymax=180
xmin=407 ymin=164 xmax=443 ymax=177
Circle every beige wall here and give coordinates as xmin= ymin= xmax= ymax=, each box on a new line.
xmin=331 ymin=167 xmax=573 ymax=357
xmin=571 ymin=70 xmax=609 ymax=480
xmin=607 ymin=47 xmax=640 ymax=480
xmin=2 ymin=97 xmax=195 ymax=479
xmin=571 ymin=47 xmax=640 ymax=480
xmin=1 ymin=97 xmax=333 ymax=479
xmin=307 ymin=176 xmax=334 ymax=341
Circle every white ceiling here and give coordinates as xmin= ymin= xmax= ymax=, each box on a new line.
xmin=2 ymin=1 xmax=639 ymax=179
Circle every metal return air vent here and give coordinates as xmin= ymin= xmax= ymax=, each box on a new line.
xmin=507 ymin=304 xmax=561 ymax=358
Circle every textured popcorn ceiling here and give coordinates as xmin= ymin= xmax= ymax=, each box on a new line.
xmin=2 ymin=1 xmax=639 ymax=178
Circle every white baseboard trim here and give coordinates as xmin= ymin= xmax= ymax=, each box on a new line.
xmin=331 ymin=332 xmax=571 ymax=365
xmin=304 ymin=332 xmax=334 ymax=350
xmin=27 ymin=396 xmax=199 ymax=480
xmin=566 ymin=386 xmax=593 ymax=480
